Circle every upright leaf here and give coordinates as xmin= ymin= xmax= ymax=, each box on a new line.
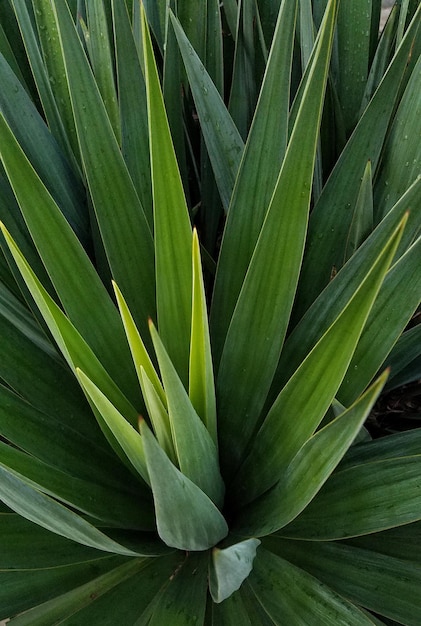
xmin=210 ymin=0 xmax=297 ymax=365
xmin=235 ymin=372 xmax=387 ymax=535
xmin=294 ymin=6 xmax=421 ymax=318
xmin=139 ymin=418 xmax=228 ymax=551
xmin=232 ymin=219 xmax=404 ymax=504
xmin=189 ymin=229 xmax=217 ymax=445
xmin=171 ymin=12 xmax=244 ymax=212
xmin=142 ymin=6 xmax=193 ymax=386
xmin=50 ymin=0 xmax=156 ymax=341
xmin=149 ymin=321 xmax=224 ymax=506
xmin=216 ymin=0 xmax=337 ymax=479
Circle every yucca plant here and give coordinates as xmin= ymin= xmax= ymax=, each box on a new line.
xmin=0 ymin=0 xmax=420 ymax=623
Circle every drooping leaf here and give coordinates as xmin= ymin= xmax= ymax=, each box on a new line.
xmin=139 ymin=418 xmax=228 ymax=551
xmin=0 ymin=556 xmax=128 ymax=622
xmin=0 ymin=440 xmax=152 ymax=530
xmin=0 ymin=513 xmax=105 ymax=569
xmin=5 ymin=559 xmax=147 ymax=626
xmin=209 ymin=538 xmax=261 ymax=603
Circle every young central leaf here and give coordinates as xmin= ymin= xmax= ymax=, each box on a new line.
xmin=139 ymin=419 xmax=228 ymax=551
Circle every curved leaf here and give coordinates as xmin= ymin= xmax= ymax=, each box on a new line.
xmin=209 ymin=538 xmax=261 ymax=603
xmin=139 ymin=418 xmax=228 ymax=551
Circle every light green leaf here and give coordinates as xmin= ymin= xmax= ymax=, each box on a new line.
xmin=113 ymin=281 xmax=165 ymax=407
xmin=189 ymin=229 xmax=217 ymax=445
xmin=50 ymin=0 xmax=156 ymax=341
xmin=232 ymin=218 xmax=404 ymax=505
xmin=76 ymin=369 xmax=149 ymax=486
xmin=140 ymin=366 xmax=175 ymax=464
xmin=266 ymin=537 xmax=421 ymax=625
xmin=281 ymin=455 xmax=421 ymax=540
xmin=0 ymin=465 xmax=144 ymax=556
xmin=235 ymin=372 xmax=387 ymax=535
xmin=209 ymin=538 xmax=261 ymax=603
xmin=216 ymin=0 xmax=338 ymax=479
xmin=247 ymin=548 xmax=375 ymax=625
xmin=139 ymin=418 xmax=228 ymax=551
xmin=149 ymin=321 xmax=224 ymax=506
xmin=171 ymin=11 xmax=244 ymax=211
xmin=142 ymin=5 xmax=193 ymax=386
xmin=210 ymin=0 xmax=297 ymax=365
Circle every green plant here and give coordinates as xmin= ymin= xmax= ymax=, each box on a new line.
xmin=0 ymin=0 xmax=420 ymax=623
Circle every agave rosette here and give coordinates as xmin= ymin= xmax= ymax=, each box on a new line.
xmin=0 ymin=0 xmax=420 ymax=623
